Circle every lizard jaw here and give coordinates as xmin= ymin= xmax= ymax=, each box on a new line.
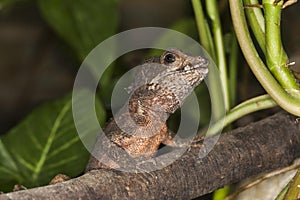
xmin=183 ymin=62 xmax=209 ymax=73
xmin=183 ymin=56 xmax=209 ymax=71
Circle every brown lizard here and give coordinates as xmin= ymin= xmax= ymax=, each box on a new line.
xmin=86 ymin=48 xmax=209 ymax=171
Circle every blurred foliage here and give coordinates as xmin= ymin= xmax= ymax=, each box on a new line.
xmin=0 ymin=0 xmax=25 ymax=8
xmin=37 ymin=0 xmax=119 ymax=60
xmin=0 ymin=0 xmax=117 ymax=191
xmin=38 ymin=0 xmax=120 ymax=108
xmin=0 ymin=91 xmax=105 ymax=192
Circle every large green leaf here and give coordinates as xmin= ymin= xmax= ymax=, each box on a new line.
xmin=0 ymin=91 xmax=106 ymax=192
xmin=37 ymin=0 xmax=119 ymax=60
xmin=37 ymin=0 xmax=119 ymax=108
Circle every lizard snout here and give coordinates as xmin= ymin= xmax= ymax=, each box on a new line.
xmin=197 ymin=56 xmax=209 ymax=68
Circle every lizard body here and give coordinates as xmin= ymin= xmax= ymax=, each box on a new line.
xmin=86 ymin=48 xmax=209 ymax=171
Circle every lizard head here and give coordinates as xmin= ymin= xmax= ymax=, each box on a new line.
xmin=158 ymin=48 xmax=209 ymax=87
xmin=128 ymin=48 xmax=210 ymax=116
xmin=137 ymin=48 xmax=210 ymax=113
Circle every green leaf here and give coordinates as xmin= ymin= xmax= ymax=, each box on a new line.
xmin=37 ymin=0 xmax=119 ymax=108
xmin=213 ymin=185 xmax=231 ymax=200
xmin=37 ymin=0 xmax=119 ymax=60
xmin=0 ymin=91 xmax=106 ymax=192
xmin=282 ymin=170 xmax=300 ymax=200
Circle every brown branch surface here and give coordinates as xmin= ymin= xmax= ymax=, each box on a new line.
xmin=1 ymin=112 xmax=299 ymax=200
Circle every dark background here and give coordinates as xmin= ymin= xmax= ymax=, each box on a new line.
xmin=0 ymin=0 xmax=299 ymax=134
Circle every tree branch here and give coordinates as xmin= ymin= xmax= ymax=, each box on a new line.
xmin=1 ymin=112 xmax=299 ymax=199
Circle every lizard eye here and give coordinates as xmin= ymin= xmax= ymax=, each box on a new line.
xmin=164 ymin=53 xmax=176 ymax=64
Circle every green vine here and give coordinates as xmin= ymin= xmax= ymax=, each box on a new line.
xmin=263 ymin=0 xmax=298 ymax=89
xmin=229 ymin=0 xmax=300 ymax=117
xmin=192 ymin=0 xmax=300 ymax=136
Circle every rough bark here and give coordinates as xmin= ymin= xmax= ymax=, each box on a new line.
xmin=1 ymin=112 xmax=299 ymax=200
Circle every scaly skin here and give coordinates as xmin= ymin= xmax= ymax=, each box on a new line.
xmin=86 ymin=48 xmax=209 ymax=171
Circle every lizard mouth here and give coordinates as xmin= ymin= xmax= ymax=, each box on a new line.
xmin=183 ymin=57 xmax=209 ymax=72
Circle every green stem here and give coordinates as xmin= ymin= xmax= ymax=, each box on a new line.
xmin=229 ymin=0 xmax=300 ymax=116
xmin=244 ymin=0 xmax=298 ymax=90
xmin=192 ymin=0 xmax=225 ymax=121
xmin=191 ymin=0 xmax=216 ymax=60
xmin=244 ymin=0 xmax=266 ymax=53
xmin=263 ymin=0 xmax=298 ymax=90
xmin=206 ymin=95 xmax=277 ymax=135
xmin=206 ymin=0 xmax=230 ymax=111
xmin=229 ymin=33 xmax=238 ymax=106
